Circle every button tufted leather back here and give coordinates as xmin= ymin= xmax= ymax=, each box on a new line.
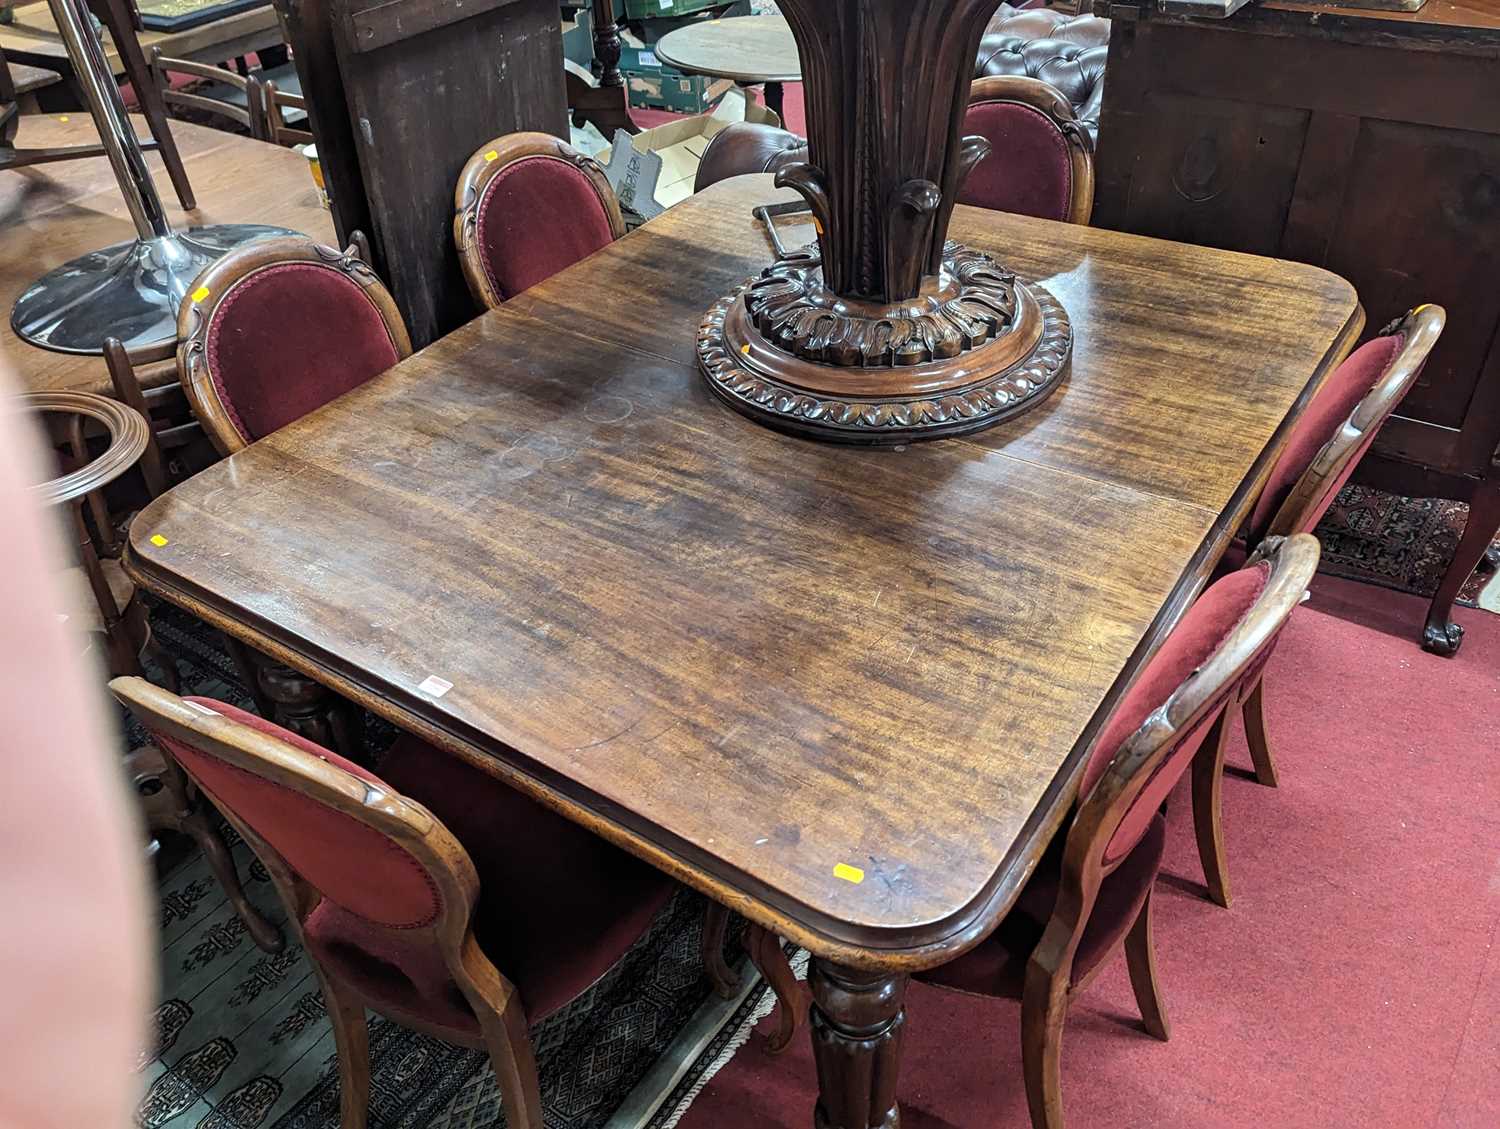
xmin=974 ymin=4 xmax=1110 ymax=145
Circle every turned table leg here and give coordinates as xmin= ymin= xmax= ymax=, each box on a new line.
xmin=808 ymin=960 xmax=907 ymax=1129
xmin=243 ymin=652 xmax=365 ymax=762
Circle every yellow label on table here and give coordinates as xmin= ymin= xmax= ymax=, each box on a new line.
xmin=149 ymin=534 xmax=169 ymax=547
xmin=833 ymin=863 xmax=864 ymax=884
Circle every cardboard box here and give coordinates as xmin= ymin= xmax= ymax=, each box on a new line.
xmin=619 ymin=44 xmax=730 ymax=115
xmin=600 ymin=88 xmax=780 ymax=222
xmin=561 ymin=8 xmax=594 ymax=69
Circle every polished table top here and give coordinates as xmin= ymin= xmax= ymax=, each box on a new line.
xmin=0 ymin=0 xmax=282 ymax=73
xmin=126 ymin=176 xmax=1361 ymax=968
xmin=653 ymin=15 xmax=800 ymax=84
xmin=0 ymin=114 xmax=334 ymax=396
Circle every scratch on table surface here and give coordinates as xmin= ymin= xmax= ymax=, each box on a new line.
xmin=871 ymin=588 xmax=882 ymax=610
xmin=716 ymin=723 xmax=742 ymax=747
xmin=571 ymin=714 xmax=645 ymax=752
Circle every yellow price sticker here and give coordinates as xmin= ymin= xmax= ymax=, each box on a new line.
xmin=149 ymin=534 xmax=169 ymax=547
xmin=833 ymin=863 xmax=865 ymax=885
xmin=191 ymin=286 xmax=211 ymax=303
xmin=484 ymin=150 xmax=500 ymax=163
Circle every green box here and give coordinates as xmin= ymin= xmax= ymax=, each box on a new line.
xmin=634 ymin=0 xmax=752 ymax=43
xmin=622 ymin=0 xmax=724 ymax=20
xmin=620 ymin=44 xmax=729 ymax=114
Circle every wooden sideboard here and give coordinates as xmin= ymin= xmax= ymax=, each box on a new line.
xmin=1092 ymin=0 xmax=1500 ymax=654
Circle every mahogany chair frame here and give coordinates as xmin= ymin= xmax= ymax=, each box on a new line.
xmin=966 ymin=75 xmax=1096 ymax=227
xmin=1228 ymin=306 xmax=1445 ymax=797
xmin=452 ymin=131 xmax=626 ymax=312
xmin=1018 ymin=534 xmax=1320 ymax=1129
xmin=176 ymin=235 xmax=413 ymax=457
xmin=110 ymin=676 xmax=551 ymax=1129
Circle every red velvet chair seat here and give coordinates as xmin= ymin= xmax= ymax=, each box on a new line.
xmin=169 ymin=702 xmax=674 ymax=1033
xmin=375 ymin=738 xmax=676 ymax=1025
xmin=958 ymin=99 xmax=1074 ymax=221
xmin=917 ymin=813 xmax=1166 ymax=998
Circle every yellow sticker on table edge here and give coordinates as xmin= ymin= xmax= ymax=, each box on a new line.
xmin=149 ymin=534 xmax=169 ymax=547
xmin=484 ymin=150 xmax=499 ymax=163
xmin=833 ymin=863 xmax=864 ymax=884
xmin=191 ymin=286 xmax=211 ymax=303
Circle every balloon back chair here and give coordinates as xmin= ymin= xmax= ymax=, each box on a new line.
xmin=958 ymin=75 xmax=1095 ymax=224
xmin=1225 ymin=305 xmax=1444 ymax=802
xmin=916 ymin=534 xmax=1321 ymax=1129
xmin=453 ymin=132 xmax=625 ymax=311
xmin=111 ymin=677 xmax=683 ymax=1129
xmin=177 ymin=235 xmax=413 ymax=456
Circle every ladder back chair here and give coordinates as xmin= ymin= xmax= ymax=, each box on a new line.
xmin=258 ymin=74 xmax=313 ymax=147
xmin=453 ymin=132 xmax=625 ymax=311
xmin=148 ymin=48 xmax=264 ymax=137
xmin=915 ymin=534 xmax=1321 ymax=1129
xmin=111 ymin=677 xmax=686 ymax=1129
xmin=177 ymin=235 xmax=412 ymax=456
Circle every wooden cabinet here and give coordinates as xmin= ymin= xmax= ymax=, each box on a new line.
xmin=1093 ymin=0 xmax=1500 ymax=654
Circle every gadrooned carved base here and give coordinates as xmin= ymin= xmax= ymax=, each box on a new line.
xmin=697 ymin=243 xmax=1072 ymax=444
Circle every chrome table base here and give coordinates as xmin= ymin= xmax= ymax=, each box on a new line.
xmin=12 ymin=225 xmax=292 ymax=353
xmin=9 ymin=0 xmax=295 ymax=354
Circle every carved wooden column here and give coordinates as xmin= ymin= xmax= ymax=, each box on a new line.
xmin=591 ymin=0 xmax=623 ymax=88
xmin=695 ymin=0 xmax=1072 ymax=444
xmin=809 ymin=960 xmax=908 ymax=1129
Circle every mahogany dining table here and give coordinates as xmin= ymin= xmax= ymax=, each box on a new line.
xmin=124 ymin=175 xmax=1362 ymax=1129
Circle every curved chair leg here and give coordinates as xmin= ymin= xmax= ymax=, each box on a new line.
xmin=477 ymin=993 xmax=545 ymax=1129
xmin=1423 ymin=478 xmax=1500 ymax=657
xmin=701 ymin=903 xmax=741 ymax=999
xmin=745 ymin=924 xmax=811 ymax=1055
xmin=1021 ymin=961 xmax=1069 ymax=1129
xmin=315 ymin=972 xmax=370 ymax=1129
xmin=1242 ymin=674 xmax=1279 ymax=788
xmin=1190 ymin=710 xmax=1232 ymax=908
xmin=128 ymin=743 xmax=284 ymax=952
xmin=1123 ymin=887 xmax=1171 ymax=1041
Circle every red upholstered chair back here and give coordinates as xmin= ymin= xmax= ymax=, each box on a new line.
xmin=454 ymin=132 xmax=625 ymax=311
xmin=108 ymin=677 xmax=486 ymax=1027
xmin=1250 ymin=305 xmax=1445 ymax=546
xmin=958 ymin=75 xmax=1094 ymax=225
xmin=177 ymin=236 xmax=412 ymax=456
xmin=1076 ymin=534 xmax=1320 ymax=873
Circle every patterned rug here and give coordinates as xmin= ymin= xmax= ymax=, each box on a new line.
xmin=136 ymin=604 xmax=739 ymax=1129
xmin=1312 ymin=484 xmax=1498 ymax=607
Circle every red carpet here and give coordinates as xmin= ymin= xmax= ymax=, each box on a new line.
xmin=676 ymin=576 xmax=1500 ymax=1128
